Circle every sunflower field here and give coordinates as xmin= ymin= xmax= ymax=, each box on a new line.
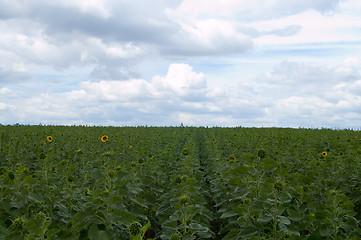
xmin=0 ymin=125 xmax=360 ymax=239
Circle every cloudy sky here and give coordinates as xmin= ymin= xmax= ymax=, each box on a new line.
xmin=1 ymin=0 xmax=361 ymax=128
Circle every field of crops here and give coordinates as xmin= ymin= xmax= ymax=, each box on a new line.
xmin=0 ymin=125 xmax=360 ymax=239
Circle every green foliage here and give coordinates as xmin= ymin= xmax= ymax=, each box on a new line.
xmin=0 ymin=125 xmax=360 ymax=239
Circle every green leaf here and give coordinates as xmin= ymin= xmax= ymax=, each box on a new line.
xmin=197 ymin=231 xmax=213 ymax=238
xmin=239 ymin=226 xmax=258 ymax=238
xmin=257 ymin=214 xmax=273 ymax=224
xmin=116 ymin=210 xmax=137 ymax=225
xmin=23 ymin=175 xmax=37 ymax=184
xmin=220 ymin=211 xmax=238 ymax=219
xmin=128 ymin=196 xmax=147 ymax=208
xmin=2 ymin=232 xmax=24 ymax=240
xmin=222 ymin=229 xmax=239 ymax=240
xmin=344 ymin=216 xmax=358 ymax=229
xmin=229 ymin=166 xmax=249 ymax=175
xmin=188 ymin=222 xmax=209 ymax=232
xmin=339 ymin=199 xmax=356 ymax=214
xmin=27 ymin=192 xmax=42 ymax=203
xmin=0 ymin=224 xmax=9 ymax=237
xmin=182 ymin=233 xmax=196 ymax=240
xmin=141 ymin=222 xmax=151 ymax=237
xmin=260 ymin=158 xmax=278 ymax=172
xmin=88 ymin=224 xmax=114 ymax=240
xmin=228 ymin=192 xmax=250 ymax=202
xmin=44 ymin=228 xmax=59 ymax=239
xmin=279 ymin=223 xmax=300 ymax=236
xmin=278 ymin=216 xmax=291 ymax=225
xmin=287 ymin=209 xmax=302 ymax=221
xmin=168 ymin=210 xmax=181 ymax=222
xmin=73 ymin=210 xmax=96 ymax=228
xmin=279 ymin=192 xmax=292 ymax=203
xmin=319 ymin=224 xmax=334 ymax=237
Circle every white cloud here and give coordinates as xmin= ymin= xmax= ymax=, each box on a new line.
xmin=0 ymin=102 xmax=12 ymax=111
xmin=252 ymin=2 xmax=361 ymax=46
xmin=152 ymin=64 xmax=207 ymax=98
xmin=0 ymin=87 xmax=17 ymax=97
xmin=173 ymin=0 xmax=343 ymax=21
xmin=63 ymin=0 xmax=110 ymax=18
xmin=0 ymin=28 xmax=82 ymax=69
xmin=253 ymin=58 xmax=361 ymax=127
xmin=0 ymin=87 xmax=16 ymax=113
xmin=0 ymin=65 xmax=32 ymax=82
xmin=160 ymin=17 xmax=253 ymax=56
xmin=81 ymin=79 xmax=151 ymax=101
xmin=1 ymin=58 xmax=361 ymax=127
xmin=81 ymin=63 xmax=210 ymax=104
xmin=85 ymin=38 xmax=143 ymax=60
xmin=0 ymin=64 xmax=213 ymax=124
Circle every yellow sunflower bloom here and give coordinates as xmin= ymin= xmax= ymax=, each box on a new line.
xmin=47 ymin=136 xmax=53 ymax=142
xmin=322 ymin=151 xmax=327 ymax=157
xmin=101 ymin=135 xmax=109 ymax=142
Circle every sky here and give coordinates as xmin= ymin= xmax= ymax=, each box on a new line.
xmin=1 ymin=0 xmax=361 ymax=128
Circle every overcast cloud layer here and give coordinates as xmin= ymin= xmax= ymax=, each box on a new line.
xmin=1 ymin=0 xmax=361 ymax=128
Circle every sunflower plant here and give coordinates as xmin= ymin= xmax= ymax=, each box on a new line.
xmin=128 ymin=222 xmax=152 ymax=240
xmin=100 ymin=135 xmax=109 ymax=142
